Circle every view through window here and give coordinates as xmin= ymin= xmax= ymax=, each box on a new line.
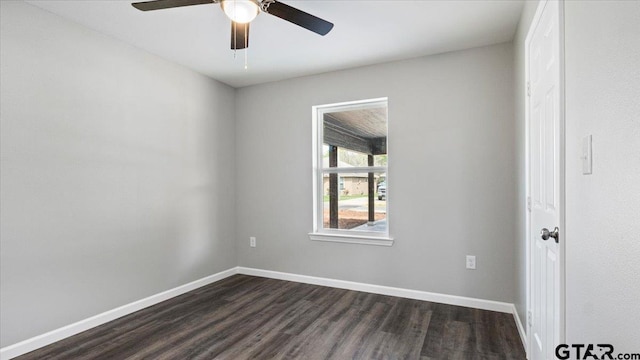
xmin=313 ymin=98 xmax=388 ymax=238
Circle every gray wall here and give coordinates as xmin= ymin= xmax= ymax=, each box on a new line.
xmin=0 ymin=1 xmax=236 ymax=347
xmin=235 ymin=43 xmax=517 ymax=303
xmin=564 ymin=1 xmax=640 ymax=351
xmin=512 ymin=0 xmax=538 ymax=333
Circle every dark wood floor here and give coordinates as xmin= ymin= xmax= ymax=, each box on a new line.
xmin=17 ymin=275 xmax=525 ymax=359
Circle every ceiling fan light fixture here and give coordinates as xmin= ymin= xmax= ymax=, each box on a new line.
xmin=221 ymin=0 xmax=259 ymax=24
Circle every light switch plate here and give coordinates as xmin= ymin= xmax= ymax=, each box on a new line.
xmin=466 ymin=255 xmax=476 ymax=270
xmin=582 ymin=135 xmax=592 ymax=175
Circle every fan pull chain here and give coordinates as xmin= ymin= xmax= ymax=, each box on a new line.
xmin=244 ymin=22 xmax=249 ymax=70
xmin=233 ymin=20 xmax=237 ymax=59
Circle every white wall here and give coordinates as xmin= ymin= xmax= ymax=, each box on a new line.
xmin=235 ymin=43 xmax=517 ymax=303
xmin=513 ymin=0 xmax=640 ymax=351
xmin=512 ymin=0 xmax=539 ymax=334
xmin=0 ymin=1 xmax=236 ymax=347
xmin=564 ymin=1 xmax=640 ymax=351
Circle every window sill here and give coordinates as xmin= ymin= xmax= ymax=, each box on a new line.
xmin=308 ymin=233 xmax=394 ymax=247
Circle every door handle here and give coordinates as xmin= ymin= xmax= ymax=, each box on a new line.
xmin=540 ymin=227 xmax=560 ymax=243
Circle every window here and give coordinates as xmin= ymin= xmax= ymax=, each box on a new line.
xmin=310 ymin=98 xmax=392 ymax=246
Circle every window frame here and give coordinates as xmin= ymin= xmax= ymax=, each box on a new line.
xmin=309 ymin=98 xmax=393 ymax=246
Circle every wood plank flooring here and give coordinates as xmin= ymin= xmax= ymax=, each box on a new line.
xmin=16 ymin=275 xmax=525 ymax=359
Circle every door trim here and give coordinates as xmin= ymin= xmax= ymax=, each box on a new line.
xmin=524 ymin=0 xmax=566 ymax=358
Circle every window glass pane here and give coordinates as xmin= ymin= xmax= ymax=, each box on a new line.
xmin=374 ymin=154 xmax=387 ymax=167
xmin=323 ymin=106 xmax=387 ymax=168
xmin=338 ymin=148 xmax=368 ymax=167
xmin=322 ymin=147 xmax=370 ymax=168
xmin=322 ymin=172 xmax=387 ymax=232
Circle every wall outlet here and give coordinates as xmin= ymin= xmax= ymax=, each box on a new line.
xmin=249 ymin=237 xmax=256 ymax=248
xmin=582 ymin=134 xmax=593 ymax=174
xmin=466 ymin=255 xmax=476 ymax=269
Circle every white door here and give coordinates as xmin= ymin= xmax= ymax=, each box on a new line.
xmin=527 ymin=1 xmax=563 ymax=359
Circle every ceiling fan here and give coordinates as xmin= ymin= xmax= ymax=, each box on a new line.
xmin=131 ymin=0 xmax=334 ymax=50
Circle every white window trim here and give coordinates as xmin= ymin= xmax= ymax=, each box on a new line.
xmin=310 ymin=97 xmax=393 ymax=246
xmin=308 ymin=232 xmax=394 ymax=247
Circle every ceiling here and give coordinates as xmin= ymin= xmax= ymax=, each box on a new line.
xmin=26 ymin=0 xmax=524 ymax=88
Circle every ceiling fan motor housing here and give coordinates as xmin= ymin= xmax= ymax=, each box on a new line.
xmin=131 ymin=0 xmax=334 ymax=50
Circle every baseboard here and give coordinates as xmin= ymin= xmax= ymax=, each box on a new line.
xmin=0 ymin=267 xmax=239 ymax=360
xmin=511 ymin=304 xmax=528 ymax=357
xmin=237 ymin=267 xmax=514 ymax=313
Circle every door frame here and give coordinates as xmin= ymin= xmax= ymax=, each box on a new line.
xmin=524 ymin=0 xmax=566 ymax=357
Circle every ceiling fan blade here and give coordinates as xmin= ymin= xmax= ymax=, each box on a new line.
xmin=262 ymin=0 xmax=333 ymax=36
xmin=231 ymin=22 xmax=250 ymax=50
xmin=131 ymin=0 xmax=213 ymax=11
